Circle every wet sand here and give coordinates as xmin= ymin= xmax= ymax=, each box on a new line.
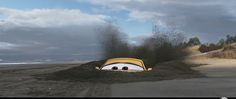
xmin=186 ymin=58 xmax=236 ymax=77
xmin=2 ymin=58 xmax=235 ymax=97
xmin=111 ymin=58 xmax=236 ymax=97
xmin=0 ymin=63 xmax=111 ymax=97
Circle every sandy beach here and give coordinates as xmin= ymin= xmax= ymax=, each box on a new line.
xmin=1 ymin=58 xmax=236 ymax=97
xmin=0 ymin=63 xmax=111 ymax=97
xmin=111 ymin=58 xmax=236 ymax=97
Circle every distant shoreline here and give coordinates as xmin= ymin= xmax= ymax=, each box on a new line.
xmin=0 ymin=62 xmax=43 ymax=65
xmin=0 ymin=60 xmax=91 ymax=66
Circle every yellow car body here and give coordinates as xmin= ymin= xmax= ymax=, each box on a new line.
xmin=96 ymin=58 xmax=152 ymax=72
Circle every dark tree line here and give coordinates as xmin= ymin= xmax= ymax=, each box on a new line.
xmin=186 ymin=37 xmax=201 ymax=46
xmin=220 ymin=35 xmax=236 ymax=45
xmin=199 ymin=35 xmax=236 ymax=53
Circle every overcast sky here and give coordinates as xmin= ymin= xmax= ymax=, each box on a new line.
xmin=0 ymin=0 xmax=236 ymax=61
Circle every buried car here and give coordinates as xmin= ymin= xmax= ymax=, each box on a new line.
xmin=96 ymin=58 xmax=152 ymax=72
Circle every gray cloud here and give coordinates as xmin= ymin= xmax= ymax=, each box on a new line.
xmin=0 ymin=8 xmax=108 ymax=62
xmin=81 ymin=0 xmax=236 ymax=42
xmin=1 ymin=1 xmax=236 ymax=62
xmin=0 ymin=8 xmax=108 ymax=28
xmin=0 ymin=42 xmax=22 ymax=50
xmin=0 ymin=26 xmax=105 ymax=62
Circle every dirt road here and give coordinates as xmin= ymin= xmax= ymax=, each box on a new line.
xmin=188 ymin=59 xmax=236 ymax=77
xmin=111 ymin=59 xmax=236 ymax=97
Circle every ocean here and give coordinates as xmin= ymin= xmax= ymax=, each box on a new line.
xmin=0 ymin=54 xmax=100 ymax=65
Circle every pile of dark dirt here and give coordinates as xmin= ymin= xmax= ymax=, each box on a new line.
xmin=36 ymin=60 xmax=204 ymax=84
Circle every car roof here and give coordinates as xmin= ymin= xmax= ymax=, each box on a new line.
xmin=103 ymin=58 xmax=146 ymax=69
